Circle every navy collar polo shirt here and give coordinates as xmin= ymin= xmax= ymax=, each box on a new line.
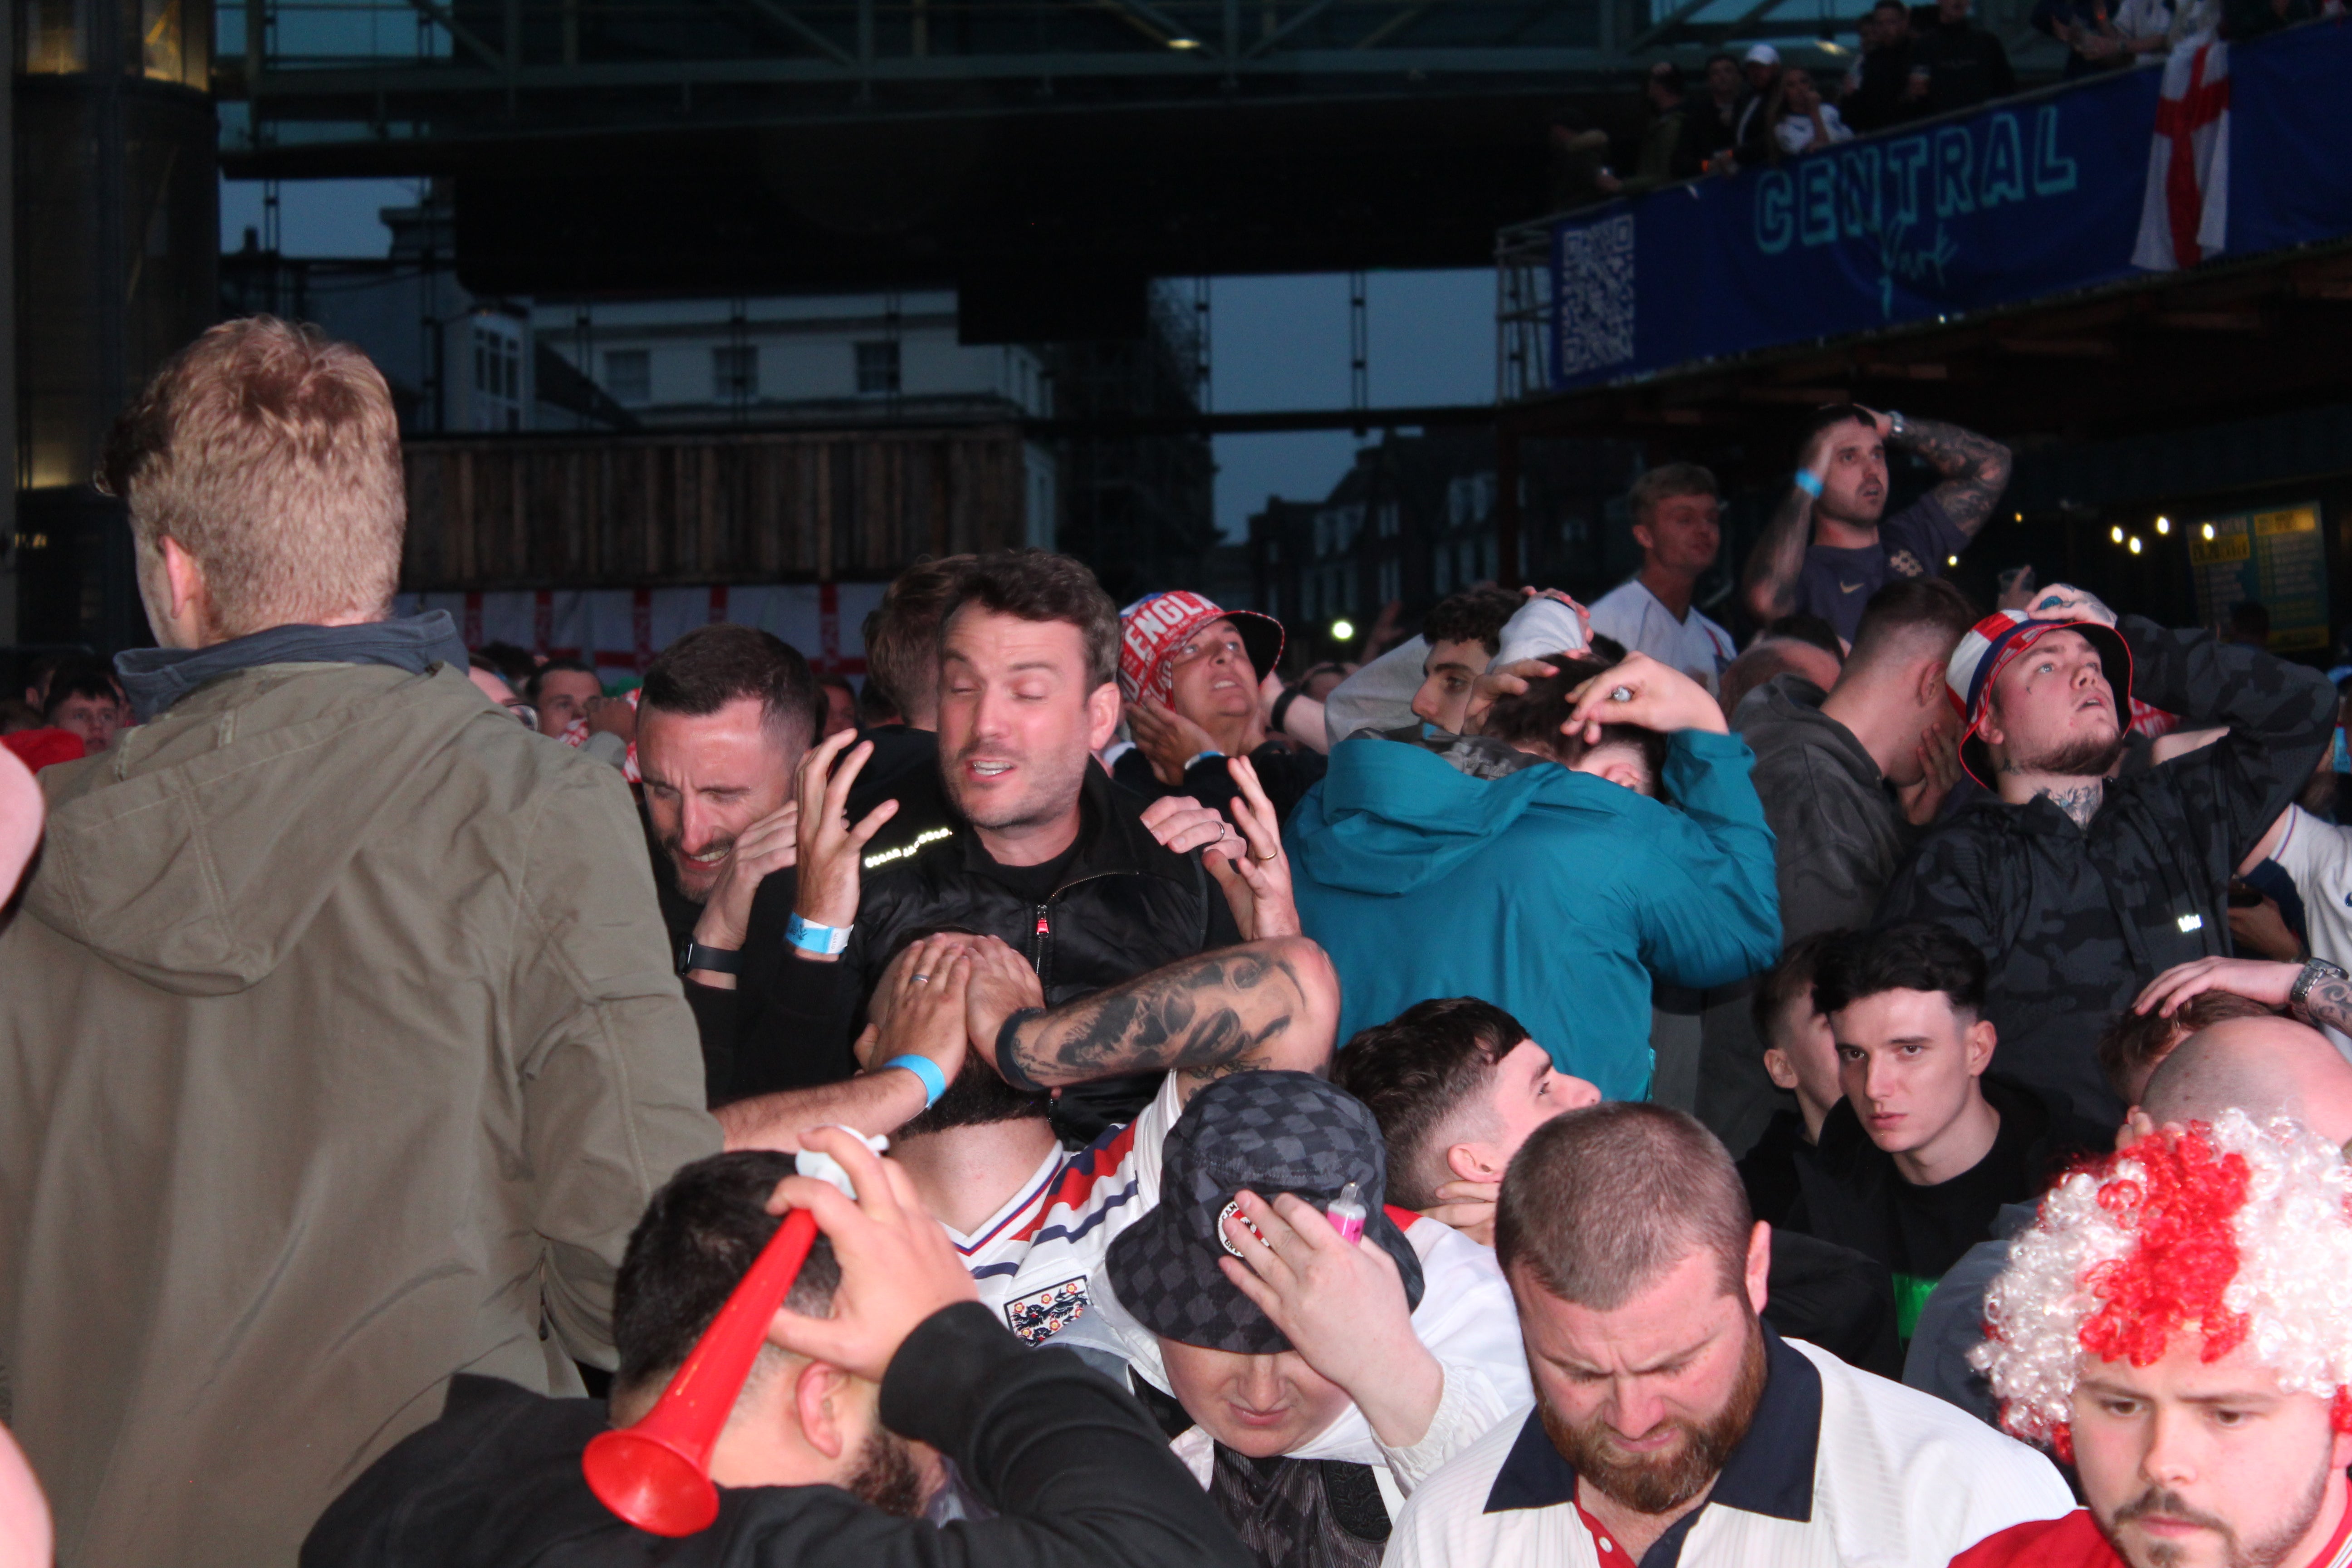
xmin=1382 ymin=1325 xmax=2074 ymax=1568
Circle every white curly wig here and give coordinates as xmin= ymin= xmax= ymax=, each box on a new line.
xmin=1970 ymin=1108 xmax=2352 ymax=1455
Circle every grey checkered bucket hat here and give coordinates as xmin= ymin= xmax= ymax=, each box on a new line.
xmin=1105 ymin=1070 xmax=1425 ymax=1355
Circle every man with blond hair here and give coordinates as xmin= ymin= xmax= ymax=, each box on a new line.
xmin=0 ymin=317 xmax=719 ymax=1568
xmin=1587 ymin=464 xmax=1736 ymax=693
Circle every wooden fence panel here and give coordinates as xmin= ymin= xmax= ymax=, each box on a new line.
xmin=400 ymin=425 xmax=1028 ymax=590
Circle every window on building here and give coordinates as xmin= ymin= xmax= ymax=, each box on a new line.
xmin=1378 ymin=556 xmax=1401 ymax=603
xmin=1435 ymin=544 xmax=1454 ymax=595
xmin=856 ymin=341 xmax=902 ymax=396
xmin=603 ymin=348 xmax=650 ymax=405
xmin=470 ymin=319 xmax=524 ymax=432
xmin=1377 ymin=500 xmax=1401 ymax=539
xmin=712 ymin=345 xmax=759 ymax=402
xmin=1446 ymin=472 xmax=1499 ymax=530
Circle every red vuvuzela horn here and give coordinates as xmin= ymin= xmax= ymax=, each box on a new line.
xmin=582 ymin=1206 xmax=821 ymax=1536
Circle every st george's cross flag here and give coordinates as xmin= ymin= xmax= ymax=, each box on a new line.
xmin=2134 ymin=36 xmax=2230 ymax=270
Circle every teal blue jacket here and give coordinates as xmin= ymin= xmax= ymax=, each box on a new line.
xmin=1286 ymin=732 xmax=1781 ymax=1101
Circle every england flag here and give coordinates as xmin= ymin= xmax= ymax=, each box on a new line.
xmin=2133 ymin=37 xmax=2230 ymax=270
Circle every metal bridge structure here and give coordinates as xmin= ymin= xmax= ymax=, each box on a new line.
xmin=218 ymin=0 xmax=2055 ymax=324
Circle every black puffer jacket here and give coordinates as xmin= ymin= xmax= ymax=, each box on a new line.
xmin=1878 ymin=617 xmax=2337 ymax=1127
xmin=753 ymin=761 xmax=1242 ymax=1137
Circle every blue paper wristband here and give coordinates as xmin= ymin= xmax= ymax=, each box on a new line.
xmin=1793 ymin=469 xmax=1824 ymax=498
xmin=882 ymin=1054 xmax=948 ymax=1108
xmin=785 ymin=913 xmax=852 ymax=956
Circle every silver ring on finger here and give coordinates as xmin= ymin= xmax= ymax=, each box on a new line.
xmin=911 ymin=974 xmax=931 ymax=984
xmin=1607 ymin=686 xmax=1634 ymax=704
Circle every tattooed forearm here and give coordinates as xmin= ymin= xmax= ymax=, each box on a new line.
xmin=2302 ymin=975 xmax=2352 ymax=1039
xmin=1898 ymin=418 xmax=2012 ymax=538
xmin=1741 ymin=486 xmax=1814 ymax=624
xmin=1004 ymin=949 xmax=1305 ymax=1089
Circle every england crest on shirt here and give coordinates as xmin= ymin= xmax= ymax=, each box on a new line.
xmin=1004 ymin=1276 xmax=1093 ymax=1344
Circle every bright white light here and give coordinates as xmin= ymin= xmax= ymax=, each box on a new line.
xmin=2202 ymin=523 xmax=2216 ymax=541
xmin=1947 ymin=555 xmax=1958 ymax=567
xmin=1167 ymin=34 xmax=1202 ymax=47
xmin=2110 ymin=525 xmax=2125 ymax=544
xmin=1331 ymin=619 xmax=1356 ymax=642
xmin=2155 ymin=515 xmax=2171 ymax=534
xmin=2128 ymin=536 xmax=2143 ymax=554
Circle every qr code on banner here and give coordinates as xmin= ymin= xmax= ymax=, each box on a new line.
xmin=1553 ymin=214 xmax=1637 ymax=379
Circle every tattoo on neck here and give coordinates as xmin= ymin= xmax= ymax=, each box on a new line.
xmin=2033 ymin=782 xmax=2102 ymax=827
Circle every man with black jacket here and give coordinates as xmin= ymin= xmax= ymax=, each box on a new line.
xmin=1842 ymin=0 xmax=1920 ymax=132
xmin=639 ymin=625 xmax=826 ymax=1103
xmin=1908 ymin=0 xmax=2015 ymax=113
xmin=302 ymin=1129 xmax=1253 ymax=1568
xmin=843 ymin=553 xmax=970 ymax=850
xmin=724 ymin=550 xmax=1284 ymax=1144
xmin=1878 ymin=586 xmax=2340 ymax=1129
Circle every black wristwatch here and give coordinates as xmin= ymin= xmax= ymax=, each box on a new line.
xmin=1270 ymin=687 xmax=1302 ymax=737
xmin=678 ymin=939 xmax=744 ymax=978
xmin=2290 ymin=956 xmax=2347 ymax=1019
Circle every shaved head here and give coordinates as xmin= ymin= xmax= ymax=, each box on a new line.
xmin=2141 ymin=1016 xmax=2352 ymax=1145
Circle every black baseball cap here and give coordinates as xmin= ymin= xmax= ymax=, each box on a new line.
xmin=1106 ymin=1072 xmax=1425 ymax=1356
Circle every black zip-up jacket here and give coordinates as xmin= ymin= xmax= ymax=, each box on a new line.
xmin=1877 ymin=617 xmax=2337 ymax=1127
xmin=757 ymin=761 xmax=1242 ymax=1138
xmin=1110 ymin=739 xmax=1328 ymax=827
xmin=299 ymin=1302 xmax=1255 ymax=1568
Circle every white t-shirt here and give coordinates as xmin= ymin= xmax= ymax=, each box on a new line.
xmin=1387 ymin=1333 xmax=2073 ymax=1568
xmin=1587 ymin=578 xmax=1736 ymax=692
xmin=2269 ymin=804 xmax=2352 ymax=1059
xmin=957 ymin=1073 xmax=1183 ymax=1344
xmin=1774 ymin=104 xmax=1854 ymax=156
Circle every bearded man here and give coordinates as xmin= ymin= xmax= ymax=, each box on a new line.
xmin=1878 ymin=585 xmax=2337 ymax=1128
xmin=1956 ymin=1111 xmax=2352 ymax=1568
xmin=1384 ymin=1102 xmax=2070 ymax=1566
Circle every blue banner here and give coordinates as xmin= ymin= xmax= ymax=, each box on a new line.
xmin=1546 ymin=21 xmax=2352 ymax=391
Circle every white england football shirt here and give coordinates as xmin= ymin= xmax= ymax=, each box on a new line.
xmin=955 ymin=1073 xmax=1183 ymax=1344
xmin=1386 ymin=1328 xmax=2072 ymax=1568
xmin=1587 ymin=578 xmax=1735 ymax=694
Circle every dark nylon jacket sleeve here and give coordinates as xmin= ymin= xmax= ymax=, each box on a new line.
xmin=683 ymin=980 xmax=740 ymax=1105
xmin=2118 ymin=615 xmax=2337 ymax=867
xmin=735 ymin=927 xmax=865 ymax=1105
xmin=721 ymin=1304 xmax=1253 ymax=1568
xmin=1873 ymin=809 xmax=2004 ymax=951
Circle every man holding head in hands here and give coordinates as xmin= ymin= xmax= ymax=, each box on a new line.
xmin=304 ymin=1122 xmax=1256 ymax=1568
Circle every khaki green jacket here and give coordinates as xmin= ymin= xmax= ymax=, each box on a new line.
xmin=0 ymin=659 xmax=720 ymax=1568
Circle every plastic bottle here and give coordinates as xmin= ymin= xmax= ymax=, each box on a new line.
xmin=1326 ymin=1180 xmax=1367 ymax=1245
